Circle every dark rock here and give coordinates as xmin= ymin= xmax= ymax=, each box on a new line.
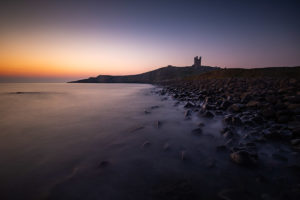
xmin=184 ymin=102 xmax=195 ymax=108
xmin=262 ymin=108 xmax=276 ymax=118
xmin=181 ymin=151 xmax=187 ymax=160
xmin=264 ymin=128 xmax=292 ymax=140
xmin=192 ymin=128 xmax=203 ymax=135
xmin=223 ymin=131 xmax=235 ymax=140
xmin=291 ymin=139 xmax=300 ymax=149
xmin=220 ymin=126 xmax=233 ymax=134
xmin=156 ymin=120 xmax=162 ymax=128
xmin=232 ymin=116 xmax=243 ymax=126
xmin=215 ymin=110 xmax=223 ymax=115
xmin=220 ymin=100 xmax=232 ymax=110
xmin=228 ymin=103 xmax=244 ymax=112
xmin=185 ymin=110 xmax=192 ymax=118
xmin=241 ymin=93 xmax=251 ymax=103
xmin=246 ymin=101 xmax=260 ymax=108
xmin=291 ymin=126 xmax=300 ymax=138
xmin=277 ymin=115 xmax=290 ymax=123
xmin=151 ymin=105 xmax=160 ymax=109
xmin=252 ymin=115 xmax=264 ymax=125
xmin=230 ymin=150 xmax=258 ymax=165
xmin=202 ymin=111 xmax=214 ymax=118
xmin=144 ymin=109 xmax=151 ymax=114
xmin=197 ymin=122 xmax=205 ymax=127
xmin=142 ymin=141 xmax=151 ymax=148
xmin=216 ymin=145 xmax=227 ymax=151
xmin=223 ymin=115 xmax=233 ymax=124
xmin=272 ymin=153 xmax=288 ymax=161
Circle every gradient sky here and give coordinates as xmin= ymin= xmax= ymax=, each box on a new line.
xmin=1 ymin=0 xmax=300 ymax=82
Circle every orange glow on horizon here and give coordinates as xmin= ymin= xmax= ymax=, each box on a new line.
xmin=0 ymin=28 xmax=164 ymax=79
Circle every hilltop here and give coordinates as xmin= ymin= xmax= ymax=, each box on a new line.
xmin=186 ymin=66 xmax=300 ymax=80
xmin=70 ymin=65 xmax=219 ymax=83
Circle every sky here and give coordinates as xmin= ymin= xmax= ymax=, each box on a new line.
xmin=0 ymin=0 xmax=299 ymax=82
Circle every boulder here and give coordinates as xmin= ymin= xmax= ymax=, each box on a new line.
xmin=192 ymin=128 xmax=203 ymax=135
xmin=228 ymin=104 xmax=244 ymax=112
xmin=203 ymin=111 xmax=214 ymax=118
xmin=184 ymin=102 xmax=195 ymax=108
xmin=246 ymin=101 xmax=260 ymax=108
xmin=184 ymin=110 xmax=192 ymax=118
xmin=230 ymin=150 xmax=258 ymax=165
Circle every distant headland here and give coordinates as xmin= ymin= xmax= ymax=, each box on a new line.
xmin=70 ymin=56 xmax=300 ymax=83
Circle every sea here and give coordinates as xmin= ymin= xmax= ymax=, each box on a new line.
xmin=0 ymin=83 xmax=294 ymax=200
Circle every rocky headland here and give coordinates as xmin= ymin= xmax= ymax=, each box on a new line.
xmin=70 ymin=65 xmax=219 ymax=83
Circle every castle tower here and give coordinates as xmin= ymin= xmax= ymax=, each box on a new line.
xmin=193 ymin=56 xmax=201 ymax=67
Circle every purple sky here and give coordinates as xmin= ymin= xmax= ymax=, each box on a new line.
xmin=0 ymin=0 xmax=299 ymax=82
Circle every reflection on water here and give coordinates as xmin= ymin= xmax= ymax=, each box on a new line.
xmin=0 ymin=83 xmax=222 ymax=199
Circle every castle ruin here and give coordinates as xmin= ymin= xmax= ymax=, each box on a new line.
xmin=193 ymin=56 xmax=202 ymax=67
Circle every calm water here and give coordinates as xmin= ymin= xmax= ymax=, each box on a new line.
xmin=1 ymin=83 xmax=296 ymax=200
xmin=0 ymin=83 xmax=225 ymax=199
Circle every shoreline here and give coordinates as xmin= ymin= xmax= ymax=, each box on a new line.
xmin=159 ymin=77 xmax=300 ymax=162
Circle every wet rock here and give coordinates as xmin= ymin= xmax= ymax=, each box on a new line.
xmin=262 ymin=108 xmax=276 ymax=118
xmin=220 ymin=100 xmax=231 ymax=110
xmin=203 ymin=111 xmax=214 ymax=118
xmin=192 ymin=128 xmax=203 ymax=135
xmin=277 ymin=115 xmax=290 ymax=123
xmin=272 ymin=153 xmax=288 ymax=161
xmin=144 ymin=109 xmax=151 ymax=114
xmin=223 ymin=115 xmax=242 ymax=126
xmin=173 ymin=101 xmax=180 ymax=106
xmin=197 ymin=122 xmax=205 ymax=127
xmin=290 ymin=126 xmax=300 ymax=138
xmin=220 ymin=126 xmax=233 ymax=134
xmin=232 ymin=116 xmax=243 ymax=126
xmin=223 ymin=115 xmax=233 ymax=124
xmin=202 ymin=102 xmax=213 ymax=110
xmin=181 ymin=151 xmax=187 ymax=160
xmin=142 ymin=141 xmax=151 ymax=148
xmin=216 ymin=145 xmax=227 ymax=152
xmin=184 ymin=110 xmax=191 ymax=118
xmin=230 ymin=150 xmax=258 ymax=165
xmin=161 ymin=97 xmax=168 ymax=101
xmin=241 ymin=93 xmax=251 ymax=103
xmin=151 ymin=105 xmax=160 ymax=109
xmin=184 ymin=102 xmax=195 ymax=108
xmin=291 ymin=139 xmax=300 ymax=149
xmin=254 ymin=136 xmax=266 ymax=143
xmin=215 ymin=110 xmax=223 ymax=115
xmin=246 ymin=101 xmax=260 ymax=108
xmin=156 ymin=120 xmax=162 ymax=128
xmin=228 ymin=103 xmax=244 ymax=112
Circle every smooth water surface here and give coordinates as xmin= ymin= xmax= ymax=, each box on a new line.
xmin=2 ymin=83 xmax=295 ymax=200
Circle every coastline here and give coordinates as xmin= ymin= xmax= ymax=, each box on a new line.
xmin=159 ymin=77 xmax=300 ymax=159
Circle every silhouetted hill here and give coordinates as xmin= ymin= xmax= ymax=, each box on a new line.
xmin=70 ymin=65 xmax=219 ymax=83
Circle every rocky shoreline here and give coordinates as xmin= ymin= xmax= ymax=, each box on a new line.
xmin=159 ymin=77 xmax=300 ymax=167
